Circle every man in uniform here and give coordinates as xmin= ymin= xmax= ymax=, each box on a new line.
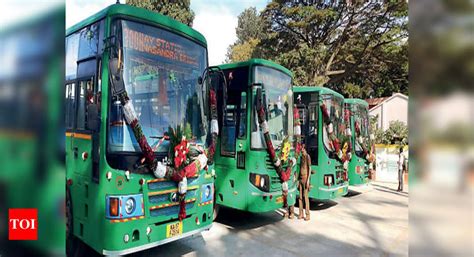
xmin=298 ymin=146 xmax=311 ymax=221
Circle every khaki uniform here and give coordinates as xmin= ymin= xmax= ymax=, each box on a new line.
xmin=298 ymin=148 xmax=311 ymax=220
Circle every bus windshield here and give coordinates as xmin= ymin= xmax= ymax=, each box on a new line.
xmin=108 ymin=20 xmax=208 ymax=153
xmin=322 ymin=94 xmax=344 ymax=154
xmin=252 ymin=66 xmax=293 ymax=149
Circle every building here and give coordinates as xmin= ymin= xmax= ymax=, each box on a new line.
xmin=366 ymin=93 xmax=408 ymax=131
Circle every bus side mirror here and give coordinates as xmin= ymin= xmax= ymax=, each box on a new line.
xmin=87 ymin=104 xmax=100 ymax=132
xmin=108 ymin=57 xmax=126 ymax=96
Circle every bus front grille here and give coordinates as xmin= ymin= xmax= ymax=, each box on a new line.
xmin=150 ymin=202 xmax=196 ymax=217
xmin=146 ymin=177 xmax=199 ymax=219
xmin=270 ymin=176 xmax=281 ymax=192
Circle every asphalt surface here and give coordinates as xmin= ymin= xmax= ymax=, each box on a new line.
xmin=134 ymin=181 xmax=408 ymax=257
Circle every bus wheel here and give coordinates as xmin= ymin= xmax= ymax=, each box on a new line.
xmin=66 ymin=188 xmax=85 ymax=257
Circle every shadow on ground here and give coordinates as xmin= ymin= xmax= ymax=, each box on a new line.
xmin=372 ymin=183 xmax=408 ymax=197
xmin=344 ymin=189 xmax=362 ymax=197
xmin=309 ymin=199 xmax=338 ymax=210
xmin=215 ymin=206 xmax=284 ymax=230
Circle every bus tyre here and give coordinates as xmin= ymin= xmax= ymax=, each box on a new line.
xmin=66 ymin=188 xmax=85 ymax=257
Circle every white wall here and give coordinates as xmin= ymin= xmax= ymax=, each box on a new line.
xmin=369 ymin=94 xmax=408 ymax=131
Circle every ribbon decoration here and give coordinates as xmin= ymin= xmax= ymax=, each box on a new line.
xmin=207 ymin=88 xmax=219 ymax=163
xmin=256 ymin=100 xmax=293 ymax=208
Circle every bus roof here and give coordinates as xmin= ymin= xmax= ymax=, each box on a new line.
xmin=66 ymin=4 xmax=207 ymax=46
xmin=344 ymin=98 xmax=368 ymax=107
xmin=217 ymin=59 xmax=292 ymax=78
xmin=293 ymin=86 xmax=344 ymax=99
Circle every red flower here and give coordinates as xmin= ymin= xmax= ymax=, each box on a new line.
xmin=174 ymin=139 xmax=189 ymax=168
xmin=293 ymin=106 xmax=300 ymax=126
xmin=209 ymin=89 xmax=217 ymax=106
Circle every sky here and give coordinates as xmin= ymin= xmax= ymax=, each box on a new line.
xmin=63 ymin=0 xmax=268 ymax=65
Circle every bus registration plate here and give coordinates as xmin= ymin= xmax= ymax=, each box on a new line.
xmin=166 ymin=221 xmax=182 ymax=238
xmin=338 ymin=188 xmax=343 ymax=193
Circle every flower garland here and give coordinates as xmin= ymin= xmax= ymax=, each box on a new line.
xmin=293 ymin=106 xmax=302 ymax=158
xmin=119 ymin=85 xmax=219 ymax=221
xmin=153 ymin=88 xmax=219 ymax=221
xmin=119 ymin=92 xmax=158 ymax=173
xmin=256 ymin=102 xmax=294 ymax=208
xmin=354 ymin=119 xmax=376 ymax=166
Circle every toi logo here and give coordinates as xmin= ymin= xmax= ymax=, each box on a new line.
xmin=8 ymin=208 xmax=38 ymax=240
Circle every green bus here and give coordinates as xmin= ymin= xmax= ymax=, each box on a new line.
xmin=0 ymin=8 xmax=65 ymax=255
xmin=66 ymin=4 xmax=215 ymax=256
xmin=212 ymin=59 xmax=297 ymax=214
xmin=293 ymin=86 xmax=349 ymax=200
xmin=344 ymin=98 xmax=374 ymax=186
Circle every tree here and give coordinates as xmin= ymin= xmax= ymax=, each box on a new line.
xmin=235 ymin=7 xmax=266 ymax=44
xmin=225 ymin=7 xmax=266 ymax=63
xmin=226 ymin=38 xmax=261 ymax=63
xmin=376 ymin=120 xmax=408 ymax=145
xmin=227 ymin=1 xmax=408 ymax=98
xmin=127 ymin=0 xmax=195 ymax=26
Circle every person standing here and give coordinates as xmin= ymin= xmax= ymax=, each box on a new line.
xmin=298 ymin=146 xmax=311 ymax=221
xmin=397 ymin=147 xmax=405 ymax=192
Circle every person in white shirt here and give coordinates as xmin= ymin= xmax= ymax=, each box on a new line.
xmin=397 ymin=147 xmax=405 ymax=192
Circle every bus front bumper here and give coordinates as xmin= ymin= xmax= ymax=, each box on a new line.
xmin=246 ymin=187 xmax=297 ymax=213
xmin=309 ymin=182 xmax=349 ymax=200
xmin=102 ymin=224 xmax=212 ymax=256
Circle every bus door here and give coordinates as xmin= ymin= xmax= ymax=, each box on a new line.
xmin=306 ymin=103 xmax=319 ymax=166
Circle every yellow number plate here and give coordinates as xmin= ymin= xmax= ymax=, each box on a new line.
xmin=275 ymin=195 xmax=283 ymax=204
xmin=166 ymin=221 xmax=182 ymax=238
xmin=338 ymin=188 xmax=343 ymax=193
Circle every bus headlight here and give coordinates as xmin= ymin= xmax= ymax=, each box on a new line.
xmin=125 ymin=197 xmax=135 ymax=214
xmin=106 ymin=194 xmax=143 ymax=219
xmin=250 ymin=173 xmax=270 ymax=192
xmin=201 ymin=183 xmax=213 ymax=203
xmin=205 ymin=185 xmax=211 ymax=198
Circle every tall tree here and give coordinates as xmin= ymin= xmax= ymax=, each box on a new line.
xmin=227 ymin=1 xmax=408 ymax=98
xmin=127 ymin=0 xmax=195 ymax=26
xmin=225 ymin=7 xmax=266 ymax=63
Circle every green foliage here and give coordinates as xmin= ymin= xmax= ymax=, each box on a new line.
xmin=227 ymin=1 xmax=408 ymax=98
xmin=225 ymin=7 xmax=266 ymax=63
xmin=376 ymin=120 xmax=408 ymax=145
xmin=127 ymin=0 xmax=195 ymax=26
xmin=235 ymin=7 xmax=266 ymax=44
xmin=226 ymin=38 xmax=261 ymax=63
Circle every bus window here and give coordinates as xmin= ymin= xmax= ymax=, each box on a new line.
xmin=65 ymin=83 xmax=76 ymax=129
xmin=76 ymin=79 xmax=94 ymax=130
xmin=220 ymin=67 xmax=249 ymax=156
xmin=238 ymin=92 xmax=247 ymax=139
xmin=221 ymin=104 xmax=237 ymax=156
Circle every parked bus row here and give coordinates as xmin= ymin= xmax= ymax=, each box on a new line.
xmin=63 ymin=4 xmax=377 ymax=256
xmin=0 ymin=3 xmax=377 ymax=256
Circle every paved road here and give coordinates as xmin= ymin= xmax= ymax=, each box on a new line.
xmin=136 ymin=182 xmax=408 ymax=257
